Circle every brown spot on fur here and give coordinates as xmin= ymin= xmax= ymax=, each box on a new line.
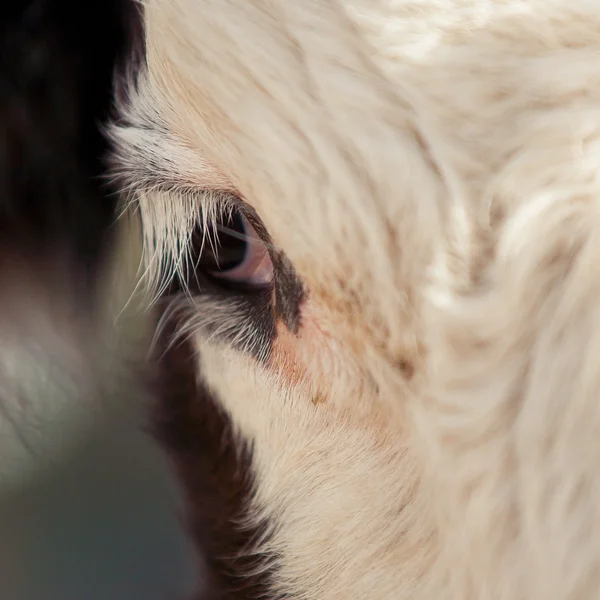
xmin=312 ymin=390 xmax=327 ymax=405
xmin=397 ymin=358 xmax=415 ymax=380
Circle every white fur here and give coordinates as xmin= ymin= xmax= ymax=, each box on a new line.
xmin=113 ymin=1 xmax=600 ymax=598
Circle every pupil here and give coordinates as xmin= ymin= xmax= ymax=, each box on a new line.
xmin=193 ymin=210 xmax=248 ymax=272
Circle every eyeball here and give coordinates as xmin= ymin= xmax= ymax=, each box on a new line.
xmin=202 ymin=210 xmax=274 ymax=288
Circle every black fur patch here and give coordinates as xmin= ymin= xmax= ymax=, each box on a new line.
xmin=151 ymin=321 xmax=279 ymax=600
xmin=272 ymin=250 xmax=304 ymax=335
xmin=0 ymin=0 xmax=141 ymax=288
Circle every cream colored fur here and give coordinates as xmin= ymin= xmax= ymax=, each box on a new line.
xmin=113 ymin=1 xmax=600 ymax=598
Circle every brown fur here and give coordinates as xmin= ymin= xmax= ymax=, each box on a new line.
xmin=152 ymin=320 xmax=276 ymax=599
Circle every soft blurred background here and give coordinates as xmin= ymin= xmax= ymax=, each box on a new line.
xmin=0 ymin=216 xmax=196 ymax=600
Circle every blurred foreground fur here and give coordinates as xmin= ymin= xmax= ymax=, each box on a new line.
xmin=112 ymin=1 xmax=600 ymax=599
xmin=0 ymin=0 xmax=141 ymax=476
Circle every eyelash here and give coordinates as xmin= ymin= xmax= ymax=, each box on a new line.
xmin=148 ymin=192 xmax=305 ymax=362
xmin=153 ymin=202 xmax=277 ymax=361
